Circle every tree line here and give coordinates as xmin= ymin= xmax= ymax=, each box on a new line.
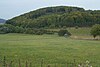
xmin=0 ymin=6 xmax=100 ymax=38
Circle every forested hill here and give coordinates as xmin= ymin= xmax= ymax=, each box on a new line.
xmin=6 ymin=6 xmax=100 ymax=28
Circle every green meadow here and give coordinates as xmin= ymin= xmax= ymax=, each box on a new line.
xmin=0 ymin=28 xmax=100 ymax=67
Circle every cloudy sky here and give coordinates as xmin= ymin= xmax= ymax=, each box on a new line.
xmin=0 ymin=0 xmax=100 ymax=19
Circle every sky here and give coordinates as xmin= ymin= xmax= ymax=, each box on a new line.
xmin=0 ymin=0 xmax=100 ymax=19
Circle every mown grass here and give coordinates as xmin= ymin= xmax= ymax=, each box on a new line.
xmin=0 ymin=32 xmax=100 ymax=67
xmin=46 ymin=27 xmax=91 ymax=35
xmin=67 ymin=27 xmax=91 ymax=35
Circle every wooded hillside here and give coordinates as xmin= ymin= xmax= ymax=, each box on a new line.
xmin=6 ymin=6 xmax=100 ymax=28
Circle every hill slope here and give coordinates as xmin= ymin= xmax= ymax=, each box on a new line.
xmin=6 ymin=6 xmax=100 ymax=28
xmin=0 ymin=18 xmax=6 ymax=24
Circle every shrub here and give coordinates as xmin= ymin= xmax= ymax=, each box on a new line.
xmin=0 ymin=24 xmax=15 ymax=33
xmin=90 ymin=24 xmax=100 ymax=38
xmin=75 ymin=26 xmax=79 ymax=29
xmin=58 ymin=29 xmax=71 ymax=36
xmin=15 ymin=26 xmax=25 ymax=33
xmin=25 ymin=28 xmax=34 ymax=34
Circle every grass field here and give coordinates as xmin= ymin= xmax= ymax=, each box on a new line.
xmin=0 ymin=32 xmax=100 ymax=67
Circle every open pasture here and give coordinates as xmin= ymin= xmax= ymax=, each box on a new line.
xmin=0 ymin=33 xmax=100 ymax=67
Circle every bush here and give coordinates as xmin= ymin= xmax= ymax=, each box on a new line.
xmin=25 ymin=28 xmax=34 ymax=34
xmin=15 ymin=26 xmax=25 ymax=33
xmin=0 ymin=24 xmax=15 ymax=33
xmin=90 ymin=24 xmax=100 ymax=38
xmin=58 ymin=29 xmax=71 ymax=36
xmin=75 ymin=26 xmax=79 ymax=29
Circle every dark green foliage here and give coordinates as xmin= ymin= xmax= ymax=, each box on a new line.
xmin=15 ymin=26 xmax=25 ymax=33
xmin=0 ymin=27 xmax=9 ymax=33
xmin=24 ymin=28 xmax=34 ymax=34
xmin=0 ymin=24 xmax=25 ymax=33
xmin=0 ymin=24 xmax=53 ymax=35
xmin=0 ymin=24 xmax=15 ymax=33
xmin=90 ymin=24 xmax=100 ymax=38
xmin=58 ymin=29 xmax=71 ymax=36
xmin=6 ymin=6 xmax=100 ymax=28
xmin=1 ymin=6 xmax=100 ymax=35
